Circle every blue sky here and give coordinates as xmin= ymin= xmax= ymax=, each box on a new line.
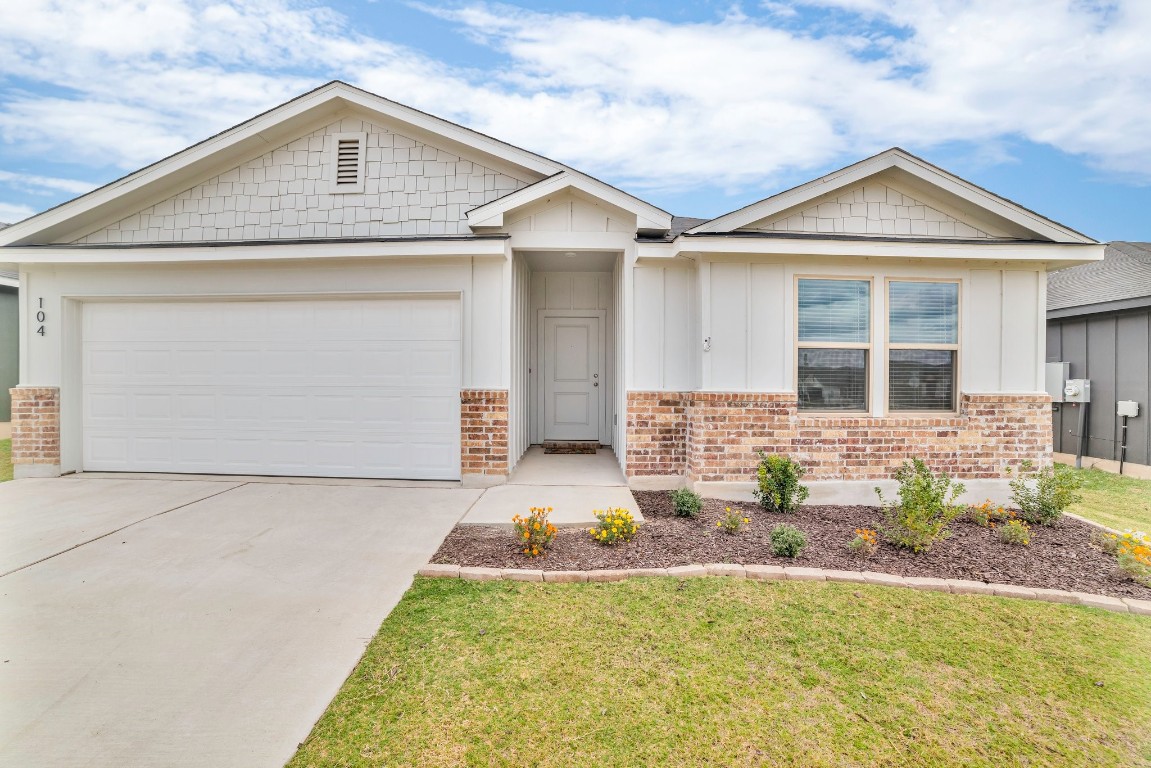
xmin=1 ymin=0 xmax=1150 ymax=241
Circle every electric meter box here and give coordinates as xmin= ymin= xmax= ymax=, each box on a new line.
xmin=1063 ymin=379 xmax=1091 ymax=403
xmin=1045 ymin=362 xmax=1070 ymax=402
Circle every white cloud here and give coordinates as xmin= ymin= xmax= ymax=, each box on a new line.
xmin=0 ymin=201 xmax=37 ymax=224
xmin=0 ymin=170 xmax=97 ymax=196
xmin=0 ymin=0 xmax=1149 ymax=208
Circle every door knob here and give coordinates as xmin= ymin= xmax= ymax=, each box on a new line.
xmin=594 ymin=382 xmax=599 ymax=387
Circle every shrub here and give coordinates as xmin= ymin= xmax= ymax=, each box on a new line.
xmin=716 ymin=506 xmax=751 ymax=534
xmin=752 ymin=452 xmax=810 ymax=513
xmin=1107 ymin=531 xmax=1151 ymax=587
xmin=588 ymin=508 xmax=640 ymax=545
xmin=847 ymin=528 xmax=878 ymax=557
xmin=998 ymin=519 xmax=1032 ymax=546
xmin=1008 ymin=461 xmax=1084 ymax=526
xmin=770 ymin=524 xmax=807 ymax=557
xmin=876 ymin=459 xmax=966 ymax=553
xmin=513 ymin=506 xmax=557 ymax=558
xmin=968 ymin=500 xmax=1012 ymax=528
xmin=670 ymin=488 xmax=703 ymax=518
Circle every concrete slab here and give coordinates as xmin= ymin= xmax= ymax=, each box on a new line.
xmin=0 ymin=477 xmax=244 ymax=575
xmin=459 ymin=483 xmax=642 ymax=527
xmin=0 ymin=480 xmax=479 ymax=768
xmin=508 ymin=447 xmax=626 ymax=486
xmin=73 ymin=471 xmax=461 ymax=489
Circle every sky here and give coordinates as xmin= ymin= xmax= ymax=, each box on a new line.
xmin=1 ymin=0 xmax=1149 ymax=241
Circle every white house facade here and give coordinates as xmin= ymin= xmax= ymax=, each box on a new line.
xmin=0 ymin=82 xmax=1103 ymax=497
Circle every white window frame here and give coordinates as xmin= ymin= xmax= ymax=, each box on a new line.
xmin=794 ymin=275 xmax=873 ymax=414
xmin=884 ymin=277 xmax=961 ymax=415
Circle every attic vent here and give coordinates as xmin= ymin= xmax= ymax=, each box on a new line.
xmin=329 ymin=131 xmax=366 ymax=194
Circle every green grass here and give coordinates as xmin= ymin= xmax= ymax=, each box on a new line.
xmin=0 ymin=438 xmax=11 ymax=482
xmin=289 ymin=578 xmax=1151 ymax=768
xmin=1066 ymin=466 xmax=1151 ymax=533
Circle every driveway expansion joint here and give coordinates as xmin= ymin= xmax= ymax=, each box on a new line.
xmin=416 ymin=563 xmax=1149 ymax=615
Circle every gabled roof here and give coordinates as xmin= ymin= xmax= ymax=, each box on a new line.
xmin=465 ymin=171 xmax=672 ymax=233
xmin=0 ymin=81 xmax=575 ymax=247
xmin=687 ymin=148 xmax=1096 ymax=244
xmin=1048 ymin=242 xmax=1151 ymax=315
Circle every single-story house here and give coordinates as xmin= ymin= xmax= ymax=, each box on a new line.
xmin=1047 ymin=241 xmax=1151 ymax=470
xmin=0 ymin=81 xmax=1103 ymax=499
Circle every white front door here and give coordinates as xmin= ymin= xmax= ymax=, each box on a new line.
xmin=542 ymin=315 xmax=601 ymax=441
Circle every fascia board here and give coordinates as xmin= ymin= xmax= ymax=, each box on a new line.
xmin=0 ymin=82 xmax=568 ymax=248
xmin=668 ymin=236 xmax=1105 ymax=265
xmin=1 ymin=238 xmax=510 ymax=264
xmin=689 ymin=149 xmax=1095 ymax=244
xmin=467 ymin=172 xmax=671 ymax=230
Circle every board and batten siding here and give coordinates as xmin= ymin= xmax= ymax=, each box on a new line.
xmin=678 ymin=261 xmax=1045 ymax=403
xmin=631 ymin=264 xmax=698 ymax=391
xmin=1047 ymin=308 xmax=1151 ymax=466
xmin=72 ymin=116 xmax=531 ymax=244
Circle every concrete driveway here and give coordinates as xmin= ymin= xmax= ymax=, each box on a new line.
xmin=0 ymin=475 xmax=480 ymax=768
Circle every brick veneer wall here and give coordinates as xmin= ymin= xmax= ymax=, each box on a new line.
xmin=627 ymin=391 xmax=1052 ymax=483
xmin=10 ymin=387 xmax=61 ymax=471
xmin=460 ymin=389 xmax=509 ymax=477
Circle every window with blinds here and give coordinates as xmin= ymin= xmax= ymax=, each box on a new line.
xmin=797 ymin=278 xmax=871 ymax=411
xmin=887 ymin=280 xmax=959 ymax=411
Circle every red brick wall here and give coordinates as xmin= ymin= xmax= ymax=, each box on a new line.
xmin=627 ymin=390 xmax=1052 ymax=483
xmin=625 ymin=391 xmax=688 ymax=475
xmin=10 ymin=387 xmax=61 ymax=469
xmin=460 ymin=389 xmax=509 ymax=477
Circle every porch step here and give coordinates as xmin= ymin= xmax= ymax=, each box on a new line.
xmin=542 ymin=441 xmax=600 ymax=455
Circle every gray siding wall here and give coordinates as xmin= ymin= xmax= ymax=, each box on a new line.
xmin=1046 ymin=307 xmax=1151 ymax=466
xmin=0 ymin=287 xmax=17 ymax=421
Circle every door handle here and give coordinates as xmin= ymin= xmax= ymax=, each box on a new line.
xmin=593 ymin=382 xmax=599 ymax=387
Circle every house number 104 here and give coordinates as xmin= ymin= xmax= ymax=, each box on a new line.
xmin=36 ymin=297 xmax=46 ymax=336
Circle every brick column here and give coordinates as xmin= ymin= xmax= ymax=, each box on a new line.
xmin=460 ymin=389 xmax=509 ymax=486
xmin=625 ymin=391 xmax=688 ymax=479
xmin=10 ymin=387 xmax=61 ymax=478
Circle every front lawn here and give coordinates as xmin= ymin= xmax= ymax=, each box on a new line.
xmin=1066 ymin=466 xmax=1151 ymax=533
xmin=289 ymin=578 xmax=1151 ymax=768
xmin=0 ymin=438 xmax=11 ymax=482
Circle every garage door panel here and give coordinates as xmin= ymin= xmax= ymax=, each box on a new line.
xmin=83 ymin=299 xmax=462 ymax=480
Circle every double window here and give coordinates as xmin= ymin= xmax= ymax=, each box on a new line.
xmin=797 ymin=277 xmax=959 ymax=413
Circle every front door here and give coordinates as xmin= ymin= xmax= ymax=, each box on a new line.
xmin=542 ymin=315 xmax=601 ymax=441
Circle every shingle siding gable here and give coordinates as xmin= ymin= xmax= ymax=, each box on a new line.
xmin=72 ymin=117 xmax=531 ymax=243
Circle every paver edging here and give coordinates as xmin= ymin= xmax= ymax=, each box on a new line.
xmin=416 ymin=563 xmax=1140 ymax=614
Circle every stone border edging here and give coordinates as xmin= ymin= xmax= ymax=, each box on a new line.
xmin=417 ymin=563 xmax=1151 ymax=616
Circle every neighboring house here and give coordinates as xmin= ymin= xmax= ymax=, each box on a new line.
xmin=0 ymin=81 xmax=1102 ymax=500
xmin=1047 ymin=242 xmax=1151 ymax=469
xmin=0 ymin=221 xmax=16 ymax=422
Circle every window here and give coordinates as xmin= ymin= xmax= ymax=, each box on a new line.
xmin=887 ymin=280 xmax=959 ymax=411
xmin=797 ymin=278 xmax=870 ymax=411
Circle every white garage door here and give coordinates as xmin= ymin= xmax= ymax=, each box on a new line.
xmin=82 ymin=298 xmax=462 ymax=480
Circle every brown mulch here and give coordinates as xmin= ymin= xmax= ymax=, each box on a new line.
xmin=430 ymin=491 xmax=1151 ymax=600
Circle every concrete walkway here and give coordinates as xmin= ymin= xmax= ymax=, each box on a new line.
xmin=460 ymin=447 xmax=641 ymax=527
xmin=0 ymin=475 xmax=480 ymax=768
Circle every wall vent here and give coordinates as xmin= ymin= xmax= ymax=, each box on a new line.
xmin=329 ymin=131 xmax=366 ymax=194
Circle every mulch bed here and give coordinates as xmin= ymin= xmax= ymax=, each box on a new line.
xmin=431 ymin=491 xmax=1151 ymax=600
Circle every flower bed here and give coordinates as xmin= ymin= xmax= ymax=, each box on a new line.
xmin=430 ymin=491 xmax=1151 ymax=600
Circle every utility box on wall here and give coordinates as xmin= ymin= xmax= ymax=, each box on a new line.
xmin=1063 ymin=379 xmax=1091 ymax=403
xmin=1045 ymin=362 xmax=1070 ymax=403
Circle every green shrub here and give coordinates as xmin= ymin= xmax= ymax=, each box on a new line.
xmin=770 ymin=523 xmax=807 ymax=557
xmin=876 ymin=459 xmax=966 ymax=553
xmin=752 ymin=452 xmax=810 ymax=513
xmin=1008 ymin=461 xmax=1084 ymax=525
xmin=998 ymin=519 xmax=1032 ymax=546
xmin=670 ymin=488 xmax=703 ymax=518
